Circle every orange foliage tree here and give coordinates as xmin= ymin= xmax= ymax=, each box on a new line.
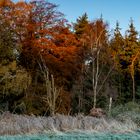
xmin=18 ymin=0 xmax=82 ymax=87
xmin=15 ymin=0 xmax=82 ymax=114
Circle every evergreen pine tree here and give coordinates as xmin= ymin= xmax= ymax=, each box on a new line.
xmin=74 ymin=13 xmax=89 ymax=39
xmin=127 ymin=18 xmax=138 ymax=42
xmin=123 ymin=19 xmax=139 ymax=102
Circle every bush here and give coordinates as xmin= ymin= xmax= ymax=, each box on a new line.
xmin=111 ymin=102 xmax=140 ymax=117
xmin=110 ymin=102 xmax=140 ymax=126
xmin=124 ymin=102 xmax=140 ymax=112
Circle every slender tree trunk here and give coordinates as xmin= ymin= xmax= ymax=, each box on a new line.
xmin=91 ymin=29 xmax=106 ymax=109
xmin=132 ymin=76 xmax=135 ymax=103
xmin=109 ymin=97 xmax=112 ymax=115
xmin=93 ymin=50 xmax=100 ymax=109
xmin=92 ymin=59 xmax=95 ymax=108
xmin=50 ymin=108 xmax=55 ymax=116
xmin=38 ymin=55 xmax=61 ymax=116
xmin=78 ymin=96 xmax=81 ymax=113
xmin=130 ymin=51 xmax=139 ymax=103
xmin=130 ymin=64 xmax=135 ymax=103
xmin=93 ymin=88 xmax=97 ymax=109
xmin=119 ymin=74 xmax=122 ymax=100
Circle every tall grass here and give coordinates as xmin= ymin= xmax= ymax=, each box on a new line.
xmin=0 ymin=111 xmax=138 ymax=135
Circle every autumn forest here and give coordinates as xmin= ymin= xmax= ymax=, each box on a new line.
xmin=0 ymin=0 xmax=140 ymax=116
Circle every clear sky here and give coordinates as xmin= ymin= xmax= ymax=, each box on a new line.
xmin=48 ymin=0 xmax=140 ymax=35
xmin=13 ymin=0 xmax=140 ymax=35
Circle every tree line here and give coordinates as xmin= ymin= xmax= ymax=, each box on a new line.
xmin=0 ymin=0 xmax=140 ymax=116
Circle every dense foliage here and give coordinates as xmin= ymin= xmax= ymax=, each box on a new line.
xmin=0 ymin=0 xmax=140 ymax=116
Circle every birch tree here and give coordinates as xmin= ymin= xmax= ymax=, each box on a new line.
xmin=37 ymin=55 xmax=61 ymax=116
xmin=85 ymin=18 xmax=115 ymax=109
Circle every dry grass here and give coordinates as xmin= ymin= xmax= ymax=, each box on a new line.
xmin=0 ymin=112 xmax=138 ymax=135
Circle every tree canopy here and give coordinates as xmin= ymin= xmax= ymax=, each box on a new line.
xmin=0 ymin=0 xmax=140 ymax=115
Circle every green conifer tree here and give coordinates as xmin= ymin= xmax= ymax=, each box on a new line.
xmin=74 ymin=13 xmax=89 ymax=39
xmin=124 ymin=19 xmax=139 ymax=102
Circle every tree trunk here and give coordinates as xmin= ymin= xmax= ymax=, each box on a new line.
xmin=109 ymin=97 xmax=112 ymax=115
xmin=93 ymin=89 xmax=97 ymax=109
xmin=50 ymin=108 xmax=55 ymax=116
xmin=132 ymin=76 xmax=135 ymax=103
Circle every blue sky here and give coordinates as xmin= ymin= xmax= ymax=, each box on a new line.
xmin=49 ymin=0 xmax=140 ymax=35
xmin=13 ymin=0 xmax=140 ymax=35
